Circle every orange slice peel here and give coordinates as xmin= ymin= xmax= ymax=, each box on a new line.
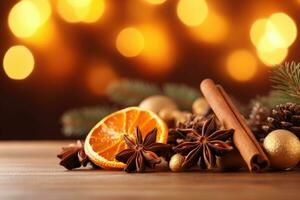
xmin=84 ymin=107 xmax=168 ymax=169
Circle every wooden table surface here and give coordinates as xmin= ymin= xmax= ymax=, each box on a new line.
xmin=0 ymin=141 xmax=299 ymax=200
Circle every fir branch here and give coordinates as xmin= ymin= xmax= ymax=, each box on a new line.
xmin=162 ymin=83 xmax=201 ymax=110
xmin=106 ymin=79 xmax=201 ymax=109
xmin=270 ymin=61 xmax=300 ymax=104
xmin=250 ymin=91 xmax=287 ymax=109
xmin=61 ymin=80 xmax=201 ymax=138
xmin=61 ymin=106 xmax=117 ymax=138
xmin=106 ymin=80 xmax=161 ymax=106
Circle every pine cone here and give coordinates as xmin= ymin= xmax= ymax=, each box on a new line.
xmin=247 ymin=103 xmax=271 ymax=139
xmin=262 ymin=103 xmax=300 ymax=139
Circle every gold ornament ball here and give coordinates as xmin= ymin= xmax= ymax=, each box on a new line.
xmin=159 ymin=108 xmax=178 ymax=122
xmin=139 ymin=95 xmax=178 ymax=114
xmin=173 ymin=110 xmax=192 ymax=125
xmin=192 ymin=97 xmax=210 ymax=116
xmin=169 ymin=154 xmax=185 ymax=172
xmin=263 ymin=129 xmax=300 ymax=170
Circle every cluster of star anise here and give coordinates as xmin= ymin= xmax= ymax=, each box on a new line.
xmin=170 ymin=115 xmax=234 ymax=169
xmin=168 ymin=114 xmax=206 ymax=146
xmin=57 ymin=116 xmax=234 ymax=172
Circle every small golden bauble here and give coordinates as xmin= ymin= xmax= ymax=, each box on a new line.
xmin=158 ymin=108 xmax=179 ymax=127
xmin=173 ymin=110 xmax=192 ymax=125
xmin=159 ymin=108 xmax=178 ymax=122
xmin=263 ymin=129 xmax=300 ymax=170
xmin=139 ymin=95 xmax=178 ymax=114
xmin=192 ymin=97 xmax=210 ymax=116
xmin=169 ymin=154 xmax=185 ymax=172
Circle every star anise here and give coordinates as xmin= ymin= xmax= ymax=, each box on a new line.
xmin=115 ymin=127 xmax=171 ymax=173
xmin=57 ymin=140 xmax=91 ymax=170
xmin=168 ymin=114 xmax=207 ymax=146
xmin=173 ymin=116 xmax=234 ymax=170
xmin=177 ymin=114 xmax=207 ymax=132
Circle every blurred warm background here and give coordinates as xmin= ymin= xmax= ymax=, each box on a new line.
xmin=0 ymin=0 xmax=299 ymax=139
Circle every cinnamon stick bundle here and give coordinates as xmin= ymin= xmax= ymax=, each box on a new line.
xmin=200 ymin=79 xmax=269 ymax=172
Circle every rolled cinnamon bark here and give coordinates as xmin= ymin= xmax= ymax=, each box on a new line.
xmin=200 ymin=79 xmax=269 ymax=172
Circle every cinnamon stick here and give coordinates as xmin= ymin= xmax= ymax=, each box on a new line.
xmin=200 ymin=79 xmax=269 ymax=172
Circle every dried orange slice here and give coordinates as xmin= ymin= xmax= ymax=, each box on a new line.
xmin=84 ymin=107 xmax=168 ymax=169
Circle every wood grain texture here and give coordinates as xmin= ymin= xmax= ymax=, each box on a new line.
xmin=0 ymin=141 xmax=299 ymax=200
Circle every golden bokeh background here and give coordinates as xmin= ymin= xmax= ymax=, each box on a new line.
xmin=0 ymin=0 xmax=299 ymax=139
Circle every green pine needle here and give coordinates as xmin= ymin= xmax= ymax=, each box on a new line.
xmin=250 ymin=91 xmax=287 ymax=109
xmin=61 ymin=106 xmax=117 ymax=138
xmin=106 ymin=80 xmax=161 ymax=106
xmin=270 ymin=61 xmax=300 ymax=104
xmin=61 ymin=80 xmax=202 ymax=138
xmin=162 ymin=83 xmax=201 ymax=110
xmin=106 ymin=79 xmax=201 ymax=109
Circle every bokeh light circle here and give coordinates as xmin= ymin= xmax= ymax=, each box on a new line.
xmin=267 ymin=12 xmax=297 ymax=48
xmin=85 ymin=63 xmax=118 ymax=96
xmin=3 ymin=45 xmax=35 ymax=80
xmin=250 ymin=18 xmax=268 ymax=47
xmin=8 ymin=1 xmax=43 ymax=38
xmin=57 ymin=0 xmax=105 ymax=23
xmin=190 ymin=11 xmax=228 ymax=43
xmin=177 ymin=0 xmax=208 ymax=27
xmin=257 ymin=48 xmax=288 ymax=66
xmin=250 ymin=13 xmax=297 ymax=49
xmin=24 ymin=0 xmax=52 ymax=24
xmin=144 ymin=0 xmax=166 ymax=5
xmin=116 ymin=27 xmax=145 ymax=57
xmin=250 ymin=12 xmax=296 ymax=67
xmin=138 ymin=25 xmax=174 ymax=75
xmin=226 ymin=49 xmax=257 ymax=82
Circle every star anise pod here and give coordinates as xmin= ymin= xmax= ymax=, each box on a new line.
xmin=115 ymin=127 xmax=171 ymax=173
xmin=168 ymin=114 xmax=208 ymax=146
xmin=173 ymin=116 xmax=234 ymax=170
xmin=57 ymin=140 xmax=92 ymax=170
xmin=177 ymin=114 xmax=207 ymax=132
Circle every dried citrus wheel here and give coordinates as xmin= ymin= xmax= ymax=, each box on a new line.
xmin=84 ymin=107 xmax=168 ymax=169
